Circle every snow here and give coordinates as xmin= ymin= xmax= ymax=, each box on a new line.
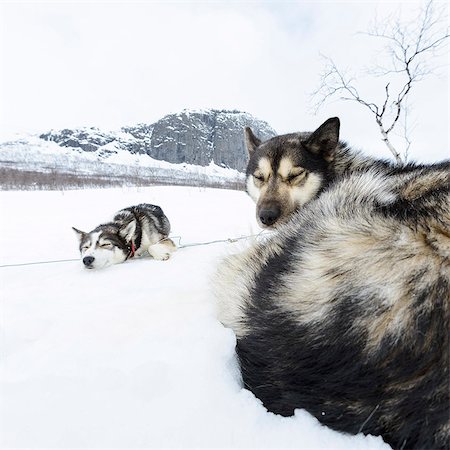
xmin=0 ymin=186 xmax=389 ymax=449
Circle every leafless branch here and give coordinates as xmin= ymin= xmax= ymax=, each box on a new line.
xmin=311 ymin=0 xmax=449 ymax=164
xmin=400 ymin=101 xmax=412 ymax=163
xmin=312 ymin=56 xmax=379 ymax=116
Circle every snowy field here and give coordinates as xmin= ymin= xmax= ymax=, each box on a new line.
xmin=0 ymin=186 xmax=389 ymax=449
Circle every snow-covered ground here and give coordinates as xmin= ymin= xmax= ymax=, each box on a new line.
xmin=0 ymin=186 xmax=389 ymax=449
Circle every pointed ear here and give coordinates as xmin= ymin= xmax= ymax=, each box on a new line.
xmin=119 ymin=221 xmax=136 ymax=242
xmin=72 ymin=227 xmax=86 ymax=242
xmin=302 ymin=117 xmax=340 ymax=162
xmin=244 ymin=127 xmax=261 ymax=155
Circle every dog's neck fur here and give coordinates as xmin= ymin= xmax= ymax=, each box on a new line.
xmin=330 ymin=142 xmax=395 ymax=179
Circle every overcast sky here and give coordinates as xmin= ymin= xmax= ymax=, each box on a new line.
xmin=0 ymin=1 xmax=448 ymax=162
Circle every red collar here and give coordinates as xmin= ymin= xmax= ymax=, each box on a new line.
xmin=128 ymin=241 xmax=136 ymax=259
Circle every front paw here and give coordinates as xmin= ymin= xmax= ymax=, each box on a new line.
xmin=149 ymin=249 xmax=171 ymax=261
xmin=157 ymin=253 xmax=170 ymax=261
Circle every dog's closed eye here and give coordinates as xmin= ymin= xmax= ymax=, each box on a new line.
xmin=100 ymin=243 xmax=113 ymax=249
xmin=286 ymin=170 xmax=307 ymax=184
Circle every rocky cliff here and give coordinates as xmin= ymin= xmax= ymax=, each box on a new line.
xmin=40 ymin=109 xmax=276 ymax=172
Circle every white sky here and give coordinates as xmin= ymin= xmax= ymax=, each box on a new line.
xmin=0 ymin=0 xmax=449 ymax=162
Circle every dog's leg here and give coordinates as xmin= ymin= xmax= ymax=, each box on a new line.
xmin=148 ymin=238 xmax=176 ymax=261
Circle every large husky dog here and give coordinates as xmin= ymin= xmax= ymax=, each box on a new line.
xmin=216 ymin=118 xmax=449 ymax=449
xmin=73 ymin=203 xmax=176 ymax=269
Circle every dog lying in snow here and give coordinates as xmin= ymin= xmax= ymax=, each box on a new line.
xmin=73 ymin=203 xmax=176 ymax=269
xmin=215 ymin=117 xmax=450 ymax=449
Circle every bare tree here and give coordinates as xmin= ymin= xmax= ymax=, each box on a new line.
xmin=312 ymin=0 xmax=449 ymax=164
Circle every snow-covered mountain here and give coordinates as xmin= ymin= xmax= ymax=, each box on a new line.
xmin=0 ymin=109 xmax=276 ymax=190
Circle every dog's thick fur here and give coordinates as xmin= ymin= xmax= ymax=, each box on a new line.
xmin=73 ymin=203 xmax=176 ymax=269
xmin=215 ymin=118 xmax=450 ymax=449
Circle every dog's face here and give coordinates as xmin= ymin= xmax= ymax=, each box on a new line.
xmin=245 ymin=117 xmax=340 ymax=228
xmin=72 ymin=225 xmax=132 ymax=269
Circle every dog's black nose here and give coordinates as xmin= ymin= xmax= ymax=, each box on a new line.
xmin=83 ymin=256 xmax=95 ymax=266
xmin=259 ymin=206 xmax=281 ymax=226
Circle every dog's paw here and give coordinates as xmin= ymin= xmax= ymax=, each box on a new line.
xmin=155 ymin=252 xmax=171 ymax=261
xmin=148 ymin=243 xmax=173 ymax=261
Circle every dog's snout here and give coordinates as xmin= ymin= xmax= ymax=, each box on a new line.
xmin=83 ymin=256 xmax=95 ymax=267
xmin=259 ymin=206 xmax=281 ymax=227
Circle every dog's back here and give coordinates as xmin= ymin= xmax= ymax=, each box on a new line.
xmin=114 ymin=203 xmax=170 ymax=237
xmin=216 ymin=164 xmax=450 ymax=449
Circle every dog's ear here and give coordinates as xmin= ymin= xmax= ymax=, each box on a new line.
xmin=244 ymin=127 xmax=261 ymax=155
xmin=302 ymin=117 xmax=340 ymax=162
xmin=119 ymin=221 xmax=136 ymax=242
xmin=72 ymin=227 xmax=86 ymax=242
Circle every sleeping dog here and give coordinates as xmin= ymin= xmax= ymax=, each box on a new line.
xmin=73 ymin=203 xmax=176 ymax=269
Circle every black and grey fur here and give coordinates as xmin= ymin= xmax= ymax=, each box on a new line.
xmin=216 ymin=118 xmax=450 ymax=449
xmin=73 ymin=203 xmax=176 ymax=269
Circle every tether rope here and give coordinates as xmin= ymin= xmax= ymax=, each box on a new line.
xmin=0 ymin=231 xmax=270 ymax=269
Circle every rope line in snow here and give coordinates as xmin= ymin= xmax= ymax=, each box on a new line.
xmin=172 ymin=231 xmax=268 ymax=249
xmin=0 ymin=231 xmax=270 ymax=269
xmin=0 ymin=258 xmax=80 ymax=268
